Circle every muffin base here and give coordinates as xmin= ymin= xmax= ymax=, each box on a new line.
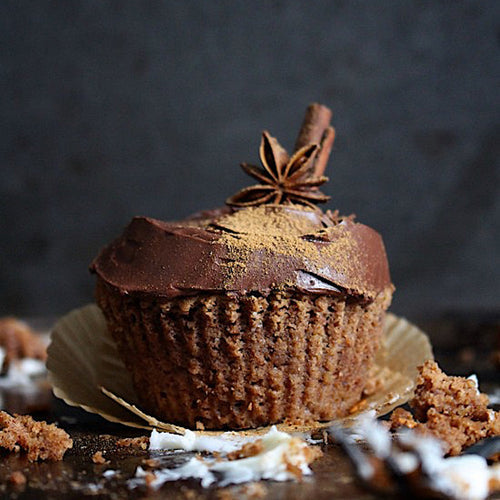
xmin=96 ymin=280 xmax=393 ymax=430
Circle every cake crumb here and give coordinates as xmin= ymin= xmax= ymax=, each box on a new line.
xmin=144 ymin=470 xmax=157 ymax=488
xmin=116 ymin=436 xmax=149 ymax=450
xmin=216 ymin=482 xmax=268 ymax=499
xmin=0 ymin=317 xmax=47 ymax=371
xmin=0 ymin=411 xmax=72 ymax=461
xmin=142 ymin=458 xmax=160 ymax=468
xmin=389 ymin=408 xmax=417 ymax=429
xmin=348 ymin=398 xmax=368 ymax=414
xmin=180 ymin=487 xmax=197 ymax=499
xmin=8 ymin=471 xmax=27 ymax=486
xmin=390 ymin=360 xmax=500 ymax=455
xmin=226 ymin=440 xmax=264 ymax=460
xmin=92 ymin=450 xmax=109 ymax=464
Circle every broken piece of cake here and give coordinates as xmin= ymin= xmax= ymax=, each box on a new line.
xmin=390 ymin=360 xmax=500 ymax=455
xmin=0 ymin=411 xmax=72 ymax=461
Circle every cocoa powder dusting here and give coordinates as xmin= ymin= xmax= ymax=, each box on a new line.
xmin=215 ymin=205 xmax=360 ymax=292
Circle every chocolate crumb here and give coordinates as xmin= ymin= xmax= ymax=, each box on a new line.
xmin=92 ymin=451 xmax=109 ymax=465
xmin=349 ymin=398 xmax=369 ymax=414
xmin=144 ymin=471 xmax=156 ymax=488
xmin=390 ymin=360 xmax=500 ymax=455
xmin=0 ymin=411 xmax=72 ymax=461
xmin=226 ymin=440 xmax=264 ymax=460
xmin=141 ymin=458 xmax=160 ymax=468
xmin=116 ymin=436 xmax=149 ymax=450
xmin=216 ymin=482 xmax=268 ymax=500
xmin=8 ymin=471 xmax=27 ymax=486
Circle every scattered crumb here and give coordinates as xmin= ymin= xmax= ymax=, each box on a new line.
xmin=0 ymin=317 xmax=46 ymax=371
xmin=216 ymin=489 xmax=235 ymax=500
xmin=195 ymin=421 xmax=205 ymax=430
xmin=241 ymin=482 xmax=268 ymax=498
xmin=281 ymin=437 xmax=322 ymax=480
xmin=144 ymin=470 xmax=156 ymax=488
xmin=490 ymin=475 xmax=500 ymax=491
xmin=348 ymin=398 xmax=368 ymax=414
xmin=180 ymin=487 xmax=197 ymax=499
xmin=390 ymin=360 xmax=500 ymax=455
xmin=0 ymin=411 xmax=72 ymax=461
xmin=216 ymin=482 xmax=268 ymax=499
xmin=8 ymin=471 xmax=27 ymax=486
xmin=142 ymin=458 xmax=160 ymax=468
xmin=116 ymin=436 xmax=149 ymax=450
xmin=226 ymin=440 xmax=264 ymax=460
xmin=389 ymin=408 xmax=417 ymax=429
xmin=92 ymin=451 xmax=109 ymax=465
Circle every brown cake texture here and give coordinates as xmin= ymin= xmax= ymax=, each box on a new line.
xmin=0 ymin=317 xmax=47 ymax=372
xmin=390 ymin=360 xmax=500 ymax=456
xmin=0 ymin=411 xmax=72 ymax=461
xmin=91 ymin=104 xmax=394 ymax=429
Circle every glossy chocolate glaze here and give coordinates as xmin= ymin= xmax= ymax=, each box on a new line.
xmin=91 ymin=205 xmax=392 ymax=302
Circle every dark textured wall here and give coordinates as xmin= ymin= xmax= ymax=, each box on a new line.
xmin=1 ymin=1 xmax=499 ymax=319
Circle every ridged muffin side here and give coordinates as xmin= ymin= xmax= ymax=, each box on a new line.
xmin=96 ymin=279 xmax=393 ymax=430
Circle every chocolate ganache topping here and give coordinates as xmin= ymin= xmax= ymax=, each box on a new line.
xmin=91 ymin=104 xmax=392 ymax=302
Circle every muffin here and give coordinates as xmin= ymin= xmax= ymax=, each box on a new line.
xmin=91 ymin=103 xmax=394 ymax=430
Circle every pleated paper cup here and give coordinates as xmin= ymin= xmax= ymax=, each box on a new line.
xmin=47 ymin=304 xmax=433 ymax=436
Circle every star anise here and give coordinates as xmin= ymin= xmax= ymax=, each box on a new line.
xmin=226 ymin=131 xmax=330 ymax=209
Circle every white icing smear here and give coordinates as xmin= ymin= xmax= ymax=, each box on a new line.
xmin=149 ymin=428 xmax=250 ymax=454
xmin=135 ymin=426 xmax=318 ymax=489
xmin=350 ymin=413 xmax=500 ymax=500
xmin=398 ymin=431 xmax=500 ymax=500
xmin=209 ymin=426 xmax=314 ymax=487
xmin=0 ymin=347 xmax=47 ymax=393
xmin=102 ymin=470 xmax=118 ymax=478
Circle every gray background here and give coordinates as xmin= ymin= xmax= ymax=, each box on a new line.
xmin=1 ymin=1 xmax=499 ymax=320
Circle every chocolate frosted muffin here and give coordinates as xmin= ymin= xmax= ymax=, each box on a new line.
xmin=91 ymin=104 xmax=394 ymax=430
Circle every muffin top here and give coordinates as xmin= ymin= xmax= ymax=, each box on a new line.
xmin=91 ymin=104 xmax=392 ymax=303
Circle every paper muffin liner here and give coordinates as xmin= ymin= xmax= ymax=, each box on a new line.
xmin=95 ymin=281 xmax=394 ymax=429
xmin=47 ymin=304 xmax=433 ymax=436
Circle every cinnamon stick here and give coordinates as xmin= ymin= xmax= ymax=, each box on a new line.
xmin=294 ymin=103 xmax=332 ymax=151
xmin=294 ymin=103 xmax=335 ymax=177
xmin=314 ymin=126 xmax=335 ymax=177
